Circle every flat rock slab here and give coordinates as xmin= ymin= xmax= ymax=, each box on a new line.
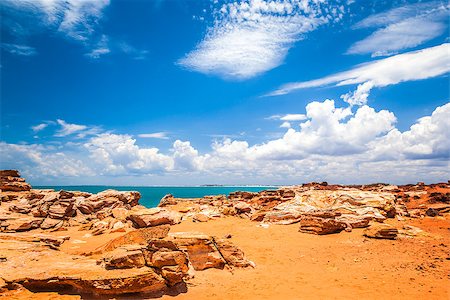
xmin=0 ymin=238 xmax=167 ymax=296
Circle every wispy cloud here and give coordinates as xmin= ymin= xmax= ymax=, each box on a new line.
xmin=137 ymin=132 xmax=170 ymax=140
xmin=55 ymin=119 xmax=88 ymax=137
xmin=269 ymin=43 xmax=450 ymax=96
xmin=3 ymin=0 xmax=110 ymax=41
xmin=268 ymin=114 xmax=307 ymax=121
xmin=2 ymin=0 xmax=110 ymax=58
xmin=85 ymin=35 xmax=110 ymax=59
xmin=2 ymin=43 xmax=36 ymax=56
xmin=118 ymin=42 xmax=149 ymax=60
xmin=348 ymin=1 xmax=449 ymax=57
xmin=178 ymin=0 xmax=344 ymax=80
xmin=31 ymin=123 xmax=48 ymax=132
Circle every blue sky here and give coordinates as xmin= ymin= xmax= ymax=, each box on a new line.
xmin=0 ymin=0 xmax=449 ymax=185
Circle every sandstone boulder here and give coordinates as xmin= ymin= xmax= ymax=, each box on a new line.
xmin=215 ymin=239 xmax=254 ymax=268
xmin=234 ymin=202 xmax=252 ymax=214
xmin=4 ymin=217 xmax=43 ymax=232
xmin=40 ymin=218 xmax=63 ymax=230
xmin=193 ymin=213 xmax=210 ymax=222
xmin=159 ymin=194 xmax=177 ymax=207
xmin=151 ymin=250 xmax=188 ymax=270
xmin=48 ymin=199 xmax=75 ymax=219
xmin=299 ymin=216 xmax=347 ymax=235
xmin=103 ymin=247 xmax=146 ymax=269
xmin=169 ymin=233 xmax=226 ymax=271
xmin=128 ymin=209 xmax=182 ymax=228
xmin=0 ymin=170 xmax=20 ymax=177
xmin=90 ymin=225 xmax=170 ymax=254
xmin=363 ymin=224 xmax=398 ymax=240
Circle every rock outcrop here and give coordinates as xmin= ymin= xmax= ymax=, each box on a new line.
xmin=1 ymin=169 xmax=449 ymax=298
xmin=0 ymin=173 xmax=143 ymax=233
xmin=0 ymin=170 xmax=31 ymax=192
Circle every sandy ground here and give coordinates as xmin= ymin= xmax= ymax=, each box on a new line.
xmin=161 ymin=217 xmax=450 ymax=300
xmin=1 ymin=216 xmax=449 ymax=300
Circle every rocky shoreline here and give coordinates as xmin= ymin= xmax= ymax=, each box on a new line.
xmin=0 ymin=170 xmax=449 ymax=299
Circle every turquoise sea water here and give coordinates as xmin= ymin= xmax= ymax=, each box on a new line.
xmin=34 ymin=186 xmax=278 ymax=208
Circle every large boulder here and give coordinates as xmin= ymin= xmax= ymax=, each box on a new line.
xmin=48 ymin=199 xmax=75 ymax=219
xmin=0 ymin=170 xmax=20 ymax=177
xmin=150 ymin=250 xmax=188 ymax=269
xmin=169 ymin=233 xmax=226 ymax=271
xmin=102 ymin=247 xmax=147 ymax=269
xmin=4 ymin=217 xmax=44 ymax=232
xmin=215 ymin=239 xmax=254 ymax=268
xmin=128 ymin=209 xmax=182 ymax=228
xmin=299 ymin=216 xmax=347 ymax=235
xmin=0 ymin=170 xmax=31 ymax=191
xmin=363 ymin=223 xmax=398 ymax=240
xmin=158 ymin=194 xmax=177 ymax=207
xmin=89 ymin=226 xmax=170 ymax=255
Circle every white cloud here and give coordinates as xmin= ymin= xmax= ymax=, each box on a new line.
xmin=280 ymin=121 xmax=291 ymax=128
xmin=1 ymin=43 xmax=37 ymax=56
xmin=85 ymin=34 xmax=110 ymax=58
xmin=172 ymin=140 xmax=202 ymax=171
xmin=268 ymin=113 xmax=307 ymax=129
xmin=178 ymin=0 xmax=344 ymax=79
xmin=340 ymin=81 xmax=373 ymax=106
xmin=138 ymin=132 xmax=169 ymax=139
xmin=370 ymin=102 xmax=450 ymax=160
xmin=3 ymin=0 xmax=110 ymax=41
xmin=31 ymin=123 xmax=48 ymax=133
xmin=55 ymin=119 xmax=88 ymax=137
xmin=279 ymin=114 xmax=307 ymax=121
xmin=248 ymin=99 xmax=396 ymax=159
xmin=2 ymin=100 xmax=449 ymax=184
xmin=118 ymin=42 xmax=149 ymax=60
xmin=0 ymin=142 xmax=92 ymax=178
xmin=85 ymin=133 xmax=173 ymax=174
xmin=2 ymin=0 xmax=110 ymax=58
xmin=270 ymin=43 xmax=450 ymax=96
xmin=348 ymin=2 xmax=449 ymax=56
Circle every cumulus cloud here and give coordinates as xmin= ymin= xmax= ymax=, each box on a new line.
xmin=340 ymin=81 xmax=373 ymax=106
xmin=249 ymin=99 xmax=396 ymax=159
xmin=2 ymin=101 xmax=449 ymax=184
xmin=84 ymin=133 xmax=174 ymax=175
xmin=270 ymin=43 xmax=450 ymax=96
xmin=348 ymin=1 xmax=449 ymax=57
xmin=0 ymin=142 xmax=92 ymax=179
xmin=370 ymin=102 xmax=450 ymax=160
xmin=178 ymin=0 xmax=344 ymax=79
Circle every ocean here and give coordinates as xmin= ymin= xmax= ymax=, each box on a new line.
xmin=34 ymin=186 xmax=278 ymax=208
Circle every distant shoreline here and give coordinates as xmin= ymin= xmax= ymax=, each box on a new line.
xmin=34 ymin=185 xmax=281 ymax=188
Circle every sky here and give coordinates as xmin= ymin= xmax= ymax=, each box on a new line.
xmin=0 ymin=0 xmax=449 ymax=186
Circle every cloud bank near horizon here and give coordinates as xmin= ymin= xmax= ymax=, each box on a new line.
xmin=2 ymin=99 xmax=449 ymax=185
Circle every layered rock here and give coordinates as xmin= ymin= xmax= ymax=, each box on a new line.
xmin=0 ymin=173 xmax=143 ymax=233
xmin=363 ymin=223 xmax=398 ymax=240
xmin=0 ymin=170 xmax=31 ymax=192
